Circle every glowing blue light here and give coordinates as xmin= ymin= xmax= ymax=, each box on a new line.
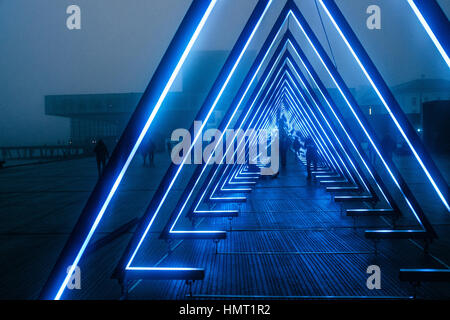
xmin=284 ymin=68 xmax=356 ymax=184
xmin=194 ymin=64 xmax=289 ymax=212
xmin=406 ymin=0 xmax=450 ymax=68
xmin=282 ymin=81 xmax=341 ymax=173
xmin=318 ymin=0 xmax=449 ymax=211
xmin=285 ymin=39 xmax=389 ymax=203
xmin=289 ymin=8 xmax=427 ymax=224
xmin=284 ymin=55 xmax=374 ymax=193
xmin=126 ymin=1 xmax=275 ymax=269
xmin=53 ymin=0 xmax=218 ymax=300
xmin=169 ymin=7 xmax=288 ymax=219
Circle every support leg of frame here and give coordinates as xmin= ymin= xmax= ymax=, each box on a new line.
xmin=119 ymin=279 xmax=130 ymax=300
xmin=411 ymin=281 xmax=420 ymax=299
xmin=213 ymin=239 xmax=220 ymax=255
xmin=167 ymin=239 xmax=174 ymax=254
xmin=185 ymin=280 xmax=194 ymax=298
xmin=423 ymin=239 xmax=431 ymax=255
xmin=373 ymin=239 xmax=380 ymax=255
xmin=391 ymin=215 xmax=398 ymax=229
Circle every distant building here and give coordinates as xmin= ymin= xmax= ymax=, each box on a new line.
xmin=357 ymin=78 xmax=450 ymax=116
xmin=389 ymin=78 xmax=450 ymax=114
xmin=45 ymin=92 xmax=140 ymax=146
xmin=45 ymin=51 xmax=255 ymax=147
xmin=353 ymin=78 xmax=450 ymax=141
xmin=423 ymin=100 xmax=450 ymax=154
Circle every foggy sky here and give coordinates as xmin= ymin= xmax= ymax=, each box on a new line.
xmin=0 ymin=0 xmax=449 ymax=146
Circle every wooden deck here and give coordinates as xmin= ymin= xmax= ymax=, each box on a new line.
xmin=0 ymin=151 xmax=449 ymax=300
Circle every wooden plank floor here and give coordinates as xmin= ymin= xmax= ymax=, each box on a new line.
xmin=0 ymin=151 xmax=449 ymax=300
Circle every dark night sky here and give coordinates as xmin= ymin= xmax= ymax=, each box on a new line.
xmin=0 ymin=0 xmax=449 ymax=146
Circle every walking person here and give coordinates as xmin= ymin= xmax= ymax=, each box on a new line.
xmin=94 ymin=139 xmax=109 ymax=177
xmin=148 ymin=139 xmax=156 ymax=167
xmin=381 ymin=134 xmax=396 ymax=162
xmin=293 ymin=135 xmax=301 ymax=158
xmin=140 ymin=140 xmax=148 ymax=166
xmin=304 ymin=136 xmax=317 ymax=180
xmin=277 ymin=116 xmax=289 ymax=169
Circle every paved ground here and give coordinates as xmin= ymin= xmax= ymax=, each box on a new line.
xmin=0 ymin=150 xmax=449 ymax=300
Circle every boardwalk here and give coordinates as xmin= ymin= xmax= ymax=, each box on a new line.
xmin=0 ymin=151 xmax=449 ymax=300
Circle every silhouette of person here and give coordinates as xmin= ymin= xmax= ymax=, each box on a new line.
xmin=141 ymin=138 xmax=156 ymax=167
xmin=94 ymin=139 xmax=109 ymax=177
xmin=381 ymin=134 xmax=396 ymax=161
xmin=277 ymin=116 xmax=289 ymax=169
xmin=140 ymin=140 xmax=148 ymax=166
xmin=293 ymin=135 xmax=301 ymax=157
xmin=304 ymin=136 xmax=317 ymax=180
xmin=166 ymin=138 xmax=172 ymax=155
xmin=148 ymin=139 xmax=155 ymax=167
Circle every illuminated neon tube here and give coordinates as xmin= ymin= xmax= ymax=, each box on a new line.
xmin=40 ymin=0 xmax=218 ymax=300
xmin=319 ymin=0 xmax=448 ymax=211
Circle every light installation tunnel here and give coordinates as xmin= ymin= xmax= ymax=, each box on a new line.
xmin=40 ymin=0 xmax=449 ymax=300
